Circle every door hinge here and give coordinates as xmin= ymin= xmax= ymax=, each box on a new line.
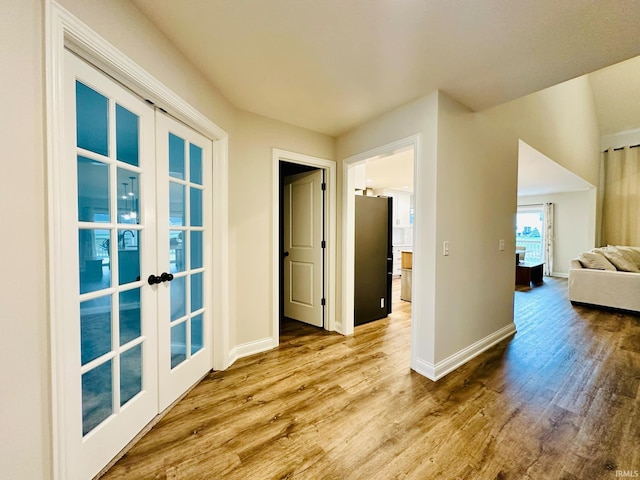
xmin=321 ymin=298 xmax=326 ymax=306
xmin=321 ymin=240 xmax=326 ymax=248
xmin=321 ymin=182 xmax=326 ymax=191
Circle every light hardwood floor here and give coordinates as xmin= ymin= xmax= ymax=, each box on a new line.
xmin=100 ymin=278 xmax=640 ymax=479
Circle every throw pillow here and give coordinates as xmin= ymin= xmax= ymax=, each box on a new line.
xmin=578 ymin=251 xmax=616 ymax=271
xmin=613 ymin=246 xmax=640 ymax=268
xmin=600 ymin=248 xmax=640 ymax=273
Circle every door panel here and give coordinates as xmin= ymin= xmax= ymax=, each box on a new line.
xmin=156 ymin=112 xmax=212 ymax=411
xmin=283 ymin=170 xmax=323 ymax=327
xmin=64 ymin=51 xmax=158 ymax=480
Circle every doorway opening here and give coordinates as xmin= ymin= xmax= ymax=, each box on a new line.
xmin=342 ymin=135 xmax=419 ymax=345
xmin=280 ymin=162 xmax=325 ymax=332
xmin=353 ymin=150 xmax=414 ymax=327
xmin=272 ymin=150 xmax=337 ymax=344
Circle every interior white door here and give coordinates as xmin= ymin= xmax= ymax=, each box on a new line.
xmin=283 ymin=170 xmax=324 ymax=327
xmin=155 ymin=112 xmax=213 ymax=411
xmin=62 ymin=51 xmax=158 ymax=480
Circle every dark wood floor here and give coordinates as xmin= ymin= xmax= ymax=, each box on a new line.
xmin=100 ymin=278 xmax=640 ymax=479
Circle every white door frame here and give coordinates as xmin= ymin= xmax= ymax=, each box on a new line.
xmin=46 ymin=3 xmax=229 ymax=478
xmin=342 ymin=135 xmax=420 ymax=336
xmin=272 ymin=149 xmax=337 ymax=342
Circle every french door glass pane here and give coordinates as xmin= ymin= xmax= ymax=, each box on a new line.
xmin=169 ymin=182 xmax=185 ymax=226
xmin=190 ymin=231 xmax=203 ymax=269
xmin=165 ymin=130 xmax=207 ymax=372
xmin=170 ymin=275 xmax=186 ymax=321
xmin=77 ymin=156 xmax=109 ymax=223
xmin=169 ymin=133 xmax=185 ymax=180
xmin=119 ymin=288 xmax=141 ymax=346
xmin=191 ymin=313 xmax=203 ymax=355
xmin=190 ymin=187 xmax=203 ymax=227
xmin=170 ymin=231 xmax=185 ymax=273
xmin=79 ymin=229 xmax=111 ymax=294
xmin=189 ymin=143 xmax=202 ymax=185
xmin=116 ymin=104 xmax=139 ymax=166
xmin=117 ymin=229 xmax=140 ymax=285
xmin=80 ymin=295 xmax=112 ymax=366
xmin=117 ymin=168 xmax=140 ymax=224
xmin=82 ymin=360 xmax=113 ymax=435
xmin=120 ymin=344 xmax=142 ymax=406
xmin=76 ymin=81 xmax=109 ymax=156
xmin=170 ymin=322 xmax=187 ymax=368
xmin=191 ymin=272 xmax=203 ymax=312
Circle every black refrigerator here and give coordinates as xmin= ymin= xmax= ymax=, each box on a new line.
xmin=354 ymin=195 xmax=393 ymax=325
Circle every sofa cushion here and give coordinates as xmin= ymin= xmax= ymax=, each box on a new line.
xmin=599 ymin=247 xmax=640 ymax=273
xmin=578 ymin=251 xmax=616 ymax=271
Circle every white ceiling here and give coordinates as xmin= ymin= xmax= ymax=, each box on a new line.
xmin=365 ymin=150 xmax=414 ymax=192
xmin=129 ymin=0 xmax=640 ymax=197
xmin=131 ymin=0 xmax=640 ymax=137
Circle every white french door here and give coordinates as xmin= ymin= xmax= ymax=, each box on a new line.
xmin=61 ymin=50 xmax=212 ymax=480
xmin=155 ymin=112 xmax=212 ymax=411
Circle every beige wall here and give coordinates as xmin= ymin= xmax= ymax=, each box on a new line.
xmin=482 ymin=75 xmax=601 ymax=187
xmin=0 ymin=2 xmax=51 ymax=478
xmin=337 ymin=90 xmax=517 ymax=369
xmin=435 ymin=93 xmax=518 ymax=361
xmin=483 ymin=75 xmax=602 ymax=257
xmin=229 ymin=110 xmax=334 ymax=345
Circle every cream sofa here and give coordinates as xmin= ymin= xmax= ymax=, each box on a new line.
xmin=568 ymin=246 xmax=640 ymax=312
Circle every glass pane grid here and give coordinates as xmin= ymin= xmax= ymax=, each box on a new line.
xmin=77 ymin=80 xmax=149 ymax=437
xmin=114 ymin=160 xmax=143 ymax=174
xmin=77 ymin=147 xmax=113 ymax=163
xmin=118 ymin=335 xmax=145 ymax=352
xmin=80 ymin=350 xmax=117 ymax=375
xmin=167 ymin=134 xmax=208 ymax=370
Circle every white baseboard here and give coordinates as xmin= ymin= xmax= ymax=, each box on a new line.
xmin=227 ymin=336 xmax=277 ymax=366
xmin=412 ymin=323 xmax=517 ymax=381
xmin=551 ymin=272 xmax=568 ymax=278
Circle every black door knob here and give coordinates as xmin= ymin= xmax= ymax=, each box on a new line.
xmin=148 ymin=274 xmax=162 ymax=285
xmin=283 ymin=251 xmax=289 ymax=257
xmin=161 ymin=272 xmax=174 ymax=282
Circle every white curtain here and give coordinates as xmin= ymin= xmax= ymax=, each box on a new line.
xmin=544 ymin=202 xmax=554 ymax=276
xmin=602 ymin=147 xmax=640 ymax=246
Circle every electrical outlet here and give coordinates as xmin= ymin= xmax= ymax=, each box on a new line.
xmin=443 ymin=240 xmax=450 ymax=256
xmin=499 ymin=239 xmax=505 ymax=251
xmin=380 ymin=298 xmax=385 ymax=309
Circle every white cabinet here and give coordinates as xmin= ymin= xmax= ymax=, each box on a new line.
xmin=373 ymin=189 xmax=413 ymax=276
xmin=353 ymin=163 xmax=367 ymax=191
xmin=373 ymin=189 xmax=413 ymax=227
xmin=393 ymin=192 xmax=412 ymax=227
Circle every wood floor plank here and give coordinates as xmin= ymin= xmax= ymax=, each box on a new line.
xmin=99 ymin=278 xmax=640 ymax=480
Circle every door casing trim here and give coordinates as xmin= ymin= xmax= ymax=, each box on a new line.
xmin=272 ymin=149 xmax=337 ymax=344
xmin=341 ymin=135 xmax=420 ymax=341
